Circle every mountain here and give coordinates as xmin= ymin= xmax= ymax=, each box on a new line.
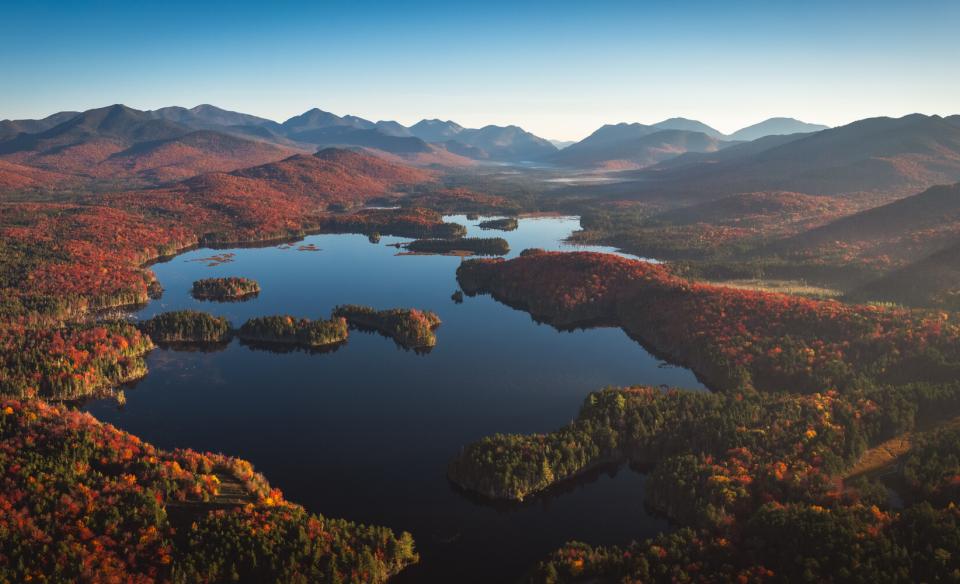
xmin=281 ymin=108 xmax=364 ymax=136
xmin=648 ymin=132 xmax=813 ymax=171
xmin=776 ymin=182 xmax=960 ymax=266
xmin=228 ymin=147 xmax=432 ymax=196
xmin=409 ymin=119 xmax=465 ymax=142
xmin=0 ymin=104 xmax=297 ymax=182
xmin=100 ymin=147 xmax=438 ymax=240
xmin=650 ymin=117 xmax=724 ymax=139
xmin=97 ymin=129 xmax=298 ymax=183
xmin=0 ymin=104 xmax=188 ymax=153
xmin=728 ymin=117 xmax=829 ymax=142
xmin=451 ymin=125 xmax=558 ymax=161
xmin=223 ymin=109 xmax=558 ymax=163
xmin=373 ymin=121 xmax=412 ymax=137
xmin=281 ymin=126 xmax=433 ymax=154
xmin=0 ymin=104 xmax=191 ymax=173
xmin=549 ymin=139 xmax=576 ymax=149
xmin=148 ymin=104 xmax=280 ymax=131
xmin=0 ymin=111 xmax=80 ymax=141
xmin=575 ymin=114 xmax=960 ymax=202
xmin=549 ymin=128 xmax=726 ymax=169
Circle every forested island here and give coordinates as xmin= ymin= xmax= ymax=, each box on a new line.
xmin=318 ymin=208 xmax=467 ymax=239
xmin=139 ymin=310 xmax=232 ymax=343
xmin=478 ymin=217 xmax=519 ymax=231
xmin=191 ymin=276 xmax=261 ymax=301
xmin=238 ymin=315 xmax=350 ymax=348
xmin=406 ymin=237 xmax=510 ymax=256
xmin=332 ymin=305 xmax=442 ymax=349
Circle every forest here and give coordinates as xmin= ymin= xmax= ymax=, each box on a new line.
xmin=453 ymin=250 xmax=960 ymax=581
xmin=478 ymin=217 xmax=519 ymax=231
xmin=191 ymin=276 xmax=261 ymax=301
xmin=457 ymin=251 xmax=960 ymax=394
xmin=332 ymin=305 xmax=442 ymax=349
xmin=237 ymin=315 xmax=350 ymax=348
xmin=0 ymin=399 xmax=418 ymax=583
xmin=406 ymin=236 xmax=510 ymax=256
xmin=138 ymin=310 xmax=233 ymax=344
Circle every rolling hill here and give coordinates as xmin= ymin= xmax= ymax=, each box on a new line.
xmin=851 ymin=238 xmax=960 ymax=308
xmin=0 ymin=159 xmax=73 ymax=190
xmin=104 ymin=147 xmax=438 ymax=240
xmin=774 ymin=182 xmax=960 ymax=267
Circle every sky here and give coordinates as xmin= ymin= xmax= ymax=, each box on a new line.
xmin=2 ymin=0 xmax=959 ymax=141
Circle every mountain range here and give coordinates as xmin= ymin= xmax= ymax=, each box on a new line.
xmin=0 ymin=104 xmax=834 ymax=185
xmin=568 ymin=114 xmax=960 ymax=201
xmin=543 ymin=117 xmax=827 ymax=169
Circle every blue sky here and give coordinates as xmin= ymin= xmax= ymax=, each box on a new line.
xmin=2 ymin=0 xmax=958 ymax=140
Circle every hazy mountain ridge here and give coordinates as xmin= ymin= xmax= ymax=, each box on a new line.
xmin=0 ymin=104 xmax=299 ymax=182
xmin=543 ymin=117 xmax=827 ymax=169
xmin=0 ymin=105 xmax=832 ymax=171
xmin=727 ymin=117 xmax=829 ymax=141
xmin=549 ymin=127 xmax=728 ymax=169
xmin=0 ymin=111 xmax=81 ymax=141
xmin=570 ymin=114 xmax=960 ymax=201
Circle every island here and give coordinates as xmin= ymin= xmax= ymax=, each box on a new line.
xmin=237 ymin=315 xmax=349 ymax=348
xmin=191 ymin=276 xmax=261 ymax=301
xmin=138 ymin=310 xmax=232 ymax=343
xmin=478 ymin=217 xmax=519 ymax=231
xmin=332 ymin=305 xmax=441 ymax=350
xmin=318 ymin=207 xmax=466 ymax=239
xmin=405 ymin=237 xmax=510 ymax=256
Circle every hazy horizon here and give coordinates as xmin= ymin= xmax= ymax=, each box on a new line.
xmin=4 ymin=0 xmax=959 ymax=141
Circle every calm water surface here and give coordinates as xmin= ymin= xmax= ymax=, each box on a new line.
xmin=85 ymin=215 xmax=704 ymax=582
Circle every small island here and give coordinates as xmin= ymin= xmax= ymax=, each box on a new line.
xmin=238 ymin=315 xmax=349 ymax=348
xmin=332 ymin=305 xmax=441 ymax=349
xmin=405 ymin=237 xmax=510 ymax=256
xmin=191 ymin=277 xmax=261 ymax=301
xmin=138 ymin=310 xmax=232 ymax=344
xmin=478 ymin=217 xmax=519 ymax=231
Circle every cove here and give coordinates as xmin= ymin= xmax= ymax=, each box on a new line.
xmin=84 ymin=214 xmax=705 ymax=583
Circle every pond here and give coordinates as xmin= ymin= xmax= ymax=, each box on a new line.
xmin=84 ymin=214 xmax=705 ymax=582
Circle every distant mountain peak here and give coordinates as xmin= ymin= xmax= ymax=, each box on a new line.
xmin=650 ymin=118 xmax=724 ymax=139
xmin=728 ymin=117 xmax=829 ymax=141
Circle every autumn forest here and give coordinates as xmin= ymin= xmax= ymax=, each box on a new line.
xmin=4 ymin=34 xmax=960 ymax=580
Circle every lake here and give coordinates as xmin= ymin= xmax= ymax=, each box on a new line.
xmin=84 ymin=214 xmax=705 ymax=582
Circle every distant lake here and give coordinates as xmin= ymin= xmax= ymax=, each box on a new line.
xmin=85 ymin=215 xmax=705 ymax=583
